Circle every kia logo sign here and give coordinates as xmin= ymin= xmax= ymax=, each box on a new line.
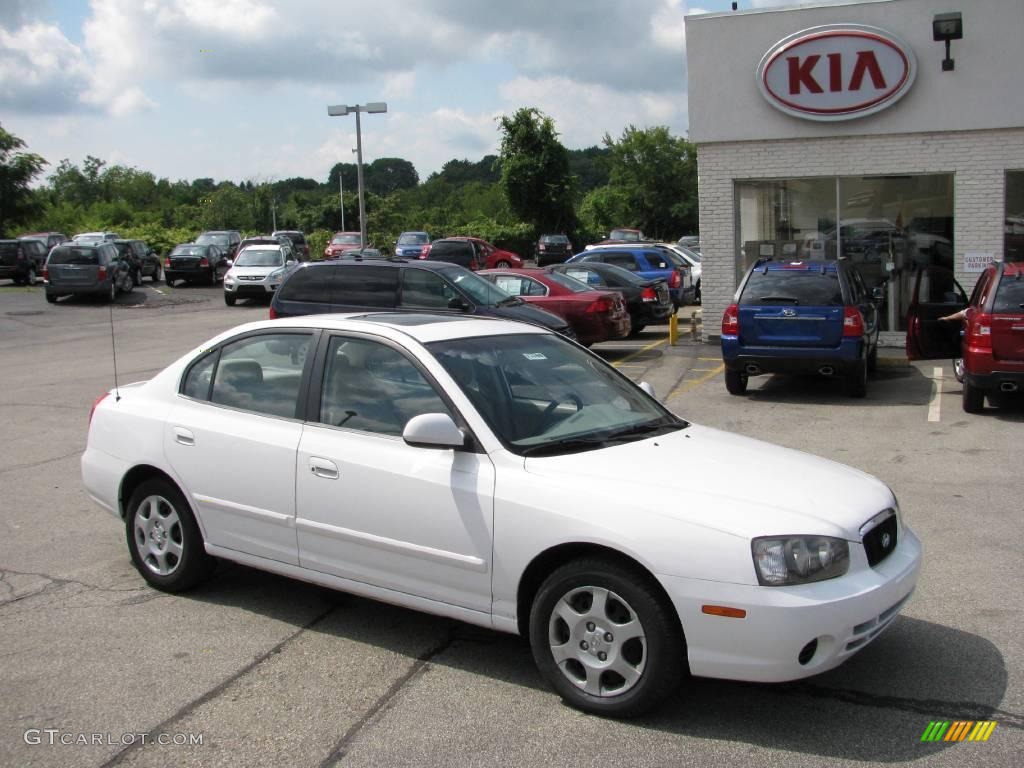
xmin=757 ymin=24 xmax=916 ymax=121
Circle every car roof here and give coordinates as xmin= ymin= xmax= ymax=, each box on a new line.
xmin=220 ymin=312 xmax=550 ymax=345
xmin=239 ymin=244 xmax=282 ymax=251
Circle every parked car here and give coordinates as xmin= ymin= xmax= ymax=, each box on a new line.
xmin=587 ymin=228 xmax=647 ymax=249
xmin=0 ymin=238 xmax=48 ymax=285
xmin=420 ymin=237 xmax=523 ymax=270
xmin=238 ymin=235 xmax=293 ymax=262
xmin=112 ymin=239 xmax=162 ymax=284
xmin=534 ymin=234 xmax=574 ymax=266
xmin=44 ymin=242 xmax=133 ymax=303
xmin=677 ymin=235 xmax=700 ymax=249
xmin=721 ymin=259 xmax=881 ymax=397
xmin=223 ymin=244 xmax=294 ymax=306
xmin=164 ymin=243 xmax=230 ymax=286
xmin=19 ymin=232 xmax=69 ymax=251
xmin=478 ymin=267 xmax=630 ymax=346
xmin=73 ymin=231 xmax=121 ymax=245
xmin=393 ymin=231 xmax=431 ymax=259
xmin=566 ymin=246 xmax=691 ymax=309
xmin=272 ymin=230 xmax=309 ymax=260
xmin=195 ymin=230 xmax=242 ymax=260
xmin=324 ymin=231 xmax=364 ymax=258
xmin=656 ymin=242 xmax=702 ymax=303
xmin=82 ymin=312 xmax=921 ymax=717
xmin=906 ymin=261 xmax=1023 ymax=413
xmin=337 ymin=248 xmax=387 ymax=260
xmin=551 ymin=262 xmax=674 ymax=335
xmin=270 ymin=260 xmax=575 ymax=340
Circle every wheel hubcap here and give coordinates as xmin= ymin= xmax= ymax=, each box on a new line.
xmin=133 ymin=495 xmax=184 ymax=576
xmin=548 ymin=586 xmax=647 ymax=697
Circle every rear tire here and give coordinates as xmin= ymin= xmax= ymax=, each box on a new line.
xmin=867 ymin=342 xmax=878 ymax=373
xmin=529 ymin=557 xmax=685 ymax=718
xmin=725 ymin=368 xmax=748 ymax=395
xmin=126 ymin=478 xmax=214 ymax=592
xmin=152 ymin=264 xmax=163 ymax=283
xmin=628 ymin=322 xmax=646 ymax=337
xmin=962 ymin=379 xmax=984 ymax=413
xmin=45 ymin=292 xmax=58 ymax=304
xmin=26 ymin=267 xmax=38 ymax=286
xmin=846 ymin=359 xmax=867 ymax=398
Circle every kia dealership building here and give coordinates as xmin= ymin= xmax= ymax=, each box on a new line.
xmin=686 ymin=0 xmax=1024 ymax=344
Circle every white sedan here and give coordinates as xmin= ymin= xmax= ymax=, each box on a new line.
xmin=82 ymin=313 xmax=921 ymax=716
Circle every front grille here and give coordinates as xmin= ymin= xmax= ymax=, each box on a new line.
xmin=238 ymin=275 xmax=263 ymax=281
xmin=863 ymin=510 xmax=898 ymax=567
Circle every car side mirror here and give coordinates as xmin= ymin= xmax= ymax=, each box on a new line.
xmin=639 ymin=381 xmax=657 ymax=399
xmin=286 ymin=259 xmax=295 ymax=266
xmin=225 ymin=259 xmax=233 ymax=267
xmin=402 ymin=413 xmax=466 ymax=450
xmin=448 ymin=296 xmax=470 ymax=311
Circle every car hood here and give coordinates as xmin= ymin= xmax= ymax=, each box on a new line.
xmin=228 ymin=265 xmax=281 ymax=278
xmin=523 ymin=424 xmax=893 ymax=540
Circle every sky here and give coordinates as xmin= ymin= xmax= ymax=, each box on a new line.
xmin=0 ymin=0 xmax=846 ymax=185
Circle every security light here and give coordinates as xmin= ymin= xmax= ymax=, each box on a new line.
xmin=932 ymin=12 xmax=963 ymax=71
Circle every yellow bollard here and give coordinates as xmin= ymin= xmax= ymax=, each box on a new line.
xmin=691 ymin=310 xmax=699 ymax=340
xmin=669 ymin=313 xmax=678 ymax=346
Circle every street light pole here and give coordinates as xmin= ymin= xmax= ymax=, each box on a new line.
xmin=339 ymin=170 xmax=344 ymax=232
xmin=326 ymin=102 xmax=387 ymax=249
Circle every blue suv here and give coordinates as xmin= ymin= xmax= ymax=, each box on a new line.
xmin=567 ymin=246 xmax=691 ymax=308
xmin=721 ymin=259 xmax=880 ymax=397
xmin=393 ymin=231 xmax=431 ymax=259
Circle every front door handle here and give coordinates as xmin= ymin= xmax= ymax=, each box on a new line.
xmin=309 ymin=457 xmax=339 ymax=480
xmin=174 ymin=427 xmax=195 ymax=446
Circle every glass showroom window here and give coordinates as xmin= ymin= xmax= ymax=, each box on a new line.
xmin=735 ymin=174 xmax=954 ymax=331
xmin=1007 ymin=171 xmax=1024 ymax=263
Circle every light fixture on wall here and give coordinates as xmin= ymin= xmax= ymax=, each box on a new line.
xmin=932 ymin=12 xmax=963 ymax=72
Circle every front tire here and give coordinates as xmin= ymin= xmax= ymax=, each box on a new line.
xmin=725 ymin=368 xmax=748 ymax=395
xmin=529 ymin=558 xmax=684 ymax=717
xmin=224 ymin=292 xmax=236 ymax=306
xmin=495 ymin=260 xmax=512 ymax=268
xmin=962 ymin=379 xmax=984 ymax=413
xmin=152 ymin=264 xmax=163 ymax=283
xmin=126 ymin=478 xmax=214 ymax=592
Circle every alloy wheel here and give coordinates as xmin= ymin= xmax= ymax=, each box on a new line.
xmin=133 ymin=494 xmax=184 ymax=577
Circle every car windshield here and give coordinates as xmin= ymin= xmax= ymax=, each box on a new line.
xmin=436 ymin=265 xmax=513 ymax=306
xmin=74 ymin=235 xmax=105 ymax=245
xmin=426 ymin=333 xmax=685 ymax=456
xmin=545 ymin=271 xmax=591 ymax=293
xmin=234 ymin=249 xmax=284 ymax=267
xmin=740 ymin=268 xmax=843 ymax=306
xmin=172 ymin=246 xmax=205 ymax=257
xmin=48 ymin=246 xmax=99 ymax=265
xmin=610 ymin=229 xmax=641 ymax=241
xmin=677 ymin=247 xmax=701 ymax=263
xmin=398 ymin=233 xmax=428 ymax=245
xmin=993 ymin=274 xmax=1024 ymax=311
xmin=276 ymin=232 xmax=304 ymax=244
xmin=542 ymin=235 xmax=568 ymax=244
xmin=332 ymin=234 xmax=361 ymax=245
xmin=196 ymin=234 xmax=230 ymax=246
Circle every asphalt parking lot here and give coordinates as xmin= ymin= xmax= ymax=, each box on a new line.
xmin=1 ymin=280 xmax=1021 ymax=768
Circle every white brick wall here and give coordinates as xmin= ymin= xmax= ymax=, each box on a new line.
xmin=697 ymin=127 xmax=1024 ymax=342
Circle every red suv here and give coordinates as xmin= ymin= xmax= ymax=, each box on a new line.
xmin=907 ymin=262 xmax=1024 ymax=412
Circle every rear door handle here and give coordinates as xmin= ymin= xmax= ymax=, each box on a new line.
xmin=174 ymin=427 xmax=195 ymax=447
xmin=309 ymin=457 xmax=339 ymax=480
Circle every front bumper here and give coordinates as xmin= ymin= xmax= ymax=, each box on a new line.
xmin=224 ymin=280 xmax=280 ymax=298
xmin=658 ymin=526 xmax=922 ymax=682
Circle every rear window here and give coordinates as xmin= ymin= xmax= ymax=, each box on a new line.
xmin=740 ymin=267 xmax=844 ymax=306
xmin=196 ymin=233 xmax=230 ymax=246
xmin=542 ymin=235 xmax=569 ymax=245
xmin=993 ymin=274 xmax=1024 ymax=312
xmin=48 ymin=246 xmax=100 ymax=266
xmin=545 ymin=272 xmax=591 ymax=293
xmin=279 ymin=232 xmax=305 ymax=245
xmin=428 ymin=241 xmax=475 ymax=268
xmin=172 ymin=246 xmax=205 ymax=257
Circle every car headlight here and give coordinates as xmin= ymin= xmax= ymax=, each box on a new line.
xmin=751 ymin=536 xmax=849 ymax=586
xmin=268 ymin=267 xmax=285 ymax=280
xmin=223 ymin=272 xmax=235 ymax=284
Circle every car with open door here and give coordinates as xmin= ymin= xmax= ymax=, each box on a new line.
xmin=906 ymin=262 xmax=1024 ymax=412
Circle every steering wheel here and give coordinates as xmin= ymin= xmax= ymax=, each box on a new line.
xmin=540 ymin=394 xmax=583 ymax=426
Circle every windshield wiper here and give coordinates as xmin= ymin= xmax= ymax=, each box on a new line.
xmin=496 ymin=296 xmax=523 ymax=307
xmin=520 ymin=436 xmax=610 ymax=457
xmin=605 ymin=421 xmax=685 ymax=442
xmin=757 ymin=295 xmax=800 ymax=304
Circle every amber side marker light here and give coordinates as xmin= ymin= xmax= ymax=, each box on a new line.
xmin=702 ymin=605 xmax=747 ymax=618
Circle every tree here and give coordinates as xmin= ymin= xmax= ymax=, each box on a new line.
xmin=365 ymin=158 xmax=419 ymax=196
xmin=0 ymin=124 xmax=47 ymax=236
xmin=603 ymin=126 xmax=698 ymax=239
xmin=496 ymin=108 xmax=576 ymax=234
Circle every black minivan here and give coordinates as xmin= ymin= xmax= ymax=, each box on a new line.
xmin=270 ymin=260 xmax=575 ymax=339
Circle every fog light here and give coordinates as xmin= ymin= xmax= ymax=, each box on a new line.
xmin=798 ymin=638 xmax=818 ymax=665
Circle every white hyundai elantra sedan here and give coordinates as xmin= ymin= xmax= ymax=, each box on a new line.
xmin=82 ymin=313 xmax=921 ymax=716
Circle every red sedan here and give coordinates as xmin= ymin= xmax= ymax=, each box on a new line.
xmin=478 ymin=267 xmax=631 ymax=346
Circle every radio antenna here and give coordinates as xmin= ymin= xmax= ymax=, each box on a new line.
xmin=109 ymin=298 xmax=121 ymax=401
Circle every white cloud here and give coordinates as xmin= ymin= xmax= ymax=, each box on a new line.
xmin=0 ymin=23 xmax=95 ymax=114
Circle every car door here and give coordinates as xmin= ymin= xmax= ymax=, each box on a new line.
xmin=295 ymin=333 xmax=495 ymax=612
xmin=906 ymin=265 xmax=968 ymax=360
xmin=848 ymin=266 xmax=879 ymax=343
xmin=164 ymin=331 xmax=315 ymax=564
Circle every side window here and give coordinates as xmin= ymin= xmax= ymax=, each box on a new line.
xmin=565 ymin=267 xmax=604 ymax=286
xmin=278 ymin=266 xmax=336 ymax=304
xmin=319 ymin=336 xmax=453 ymax=436
xmin=492 ymin=275 xmax=546 ymax=296
xmin=604 ymin=253 xmax=639 ymax=271
xmin=182 ymin=351 xmax=217 ymax=400
xmin=210 ymin=333 xmax=311 ymax=418
xmin=400 ymin=268 xmax=456 ymax=308
xmin=968 ymin=271 xmax=991 ymax=308
xmin=847 ymin=268 xmax=866 ymax=302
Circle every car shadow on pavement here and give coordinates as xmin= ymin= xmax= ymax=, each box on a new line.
xmin=184 ymin=565 xmax=1013 ymax=763
xmin=738 ymin=365 xmax=933 ymax=407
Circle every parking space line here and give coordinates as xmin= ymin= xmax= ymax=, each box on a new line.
xmin=927 ymin=366 xmax=943 ymax=422
xmin=667 ymin=362 xmax=725 ymax=401
xmin=611 ymin=337 xmax=667 ymax=368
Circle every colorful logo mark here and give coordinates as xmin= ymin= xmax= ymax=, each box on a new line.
xmin=920 ymin=721 xmax=997 ymax=742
